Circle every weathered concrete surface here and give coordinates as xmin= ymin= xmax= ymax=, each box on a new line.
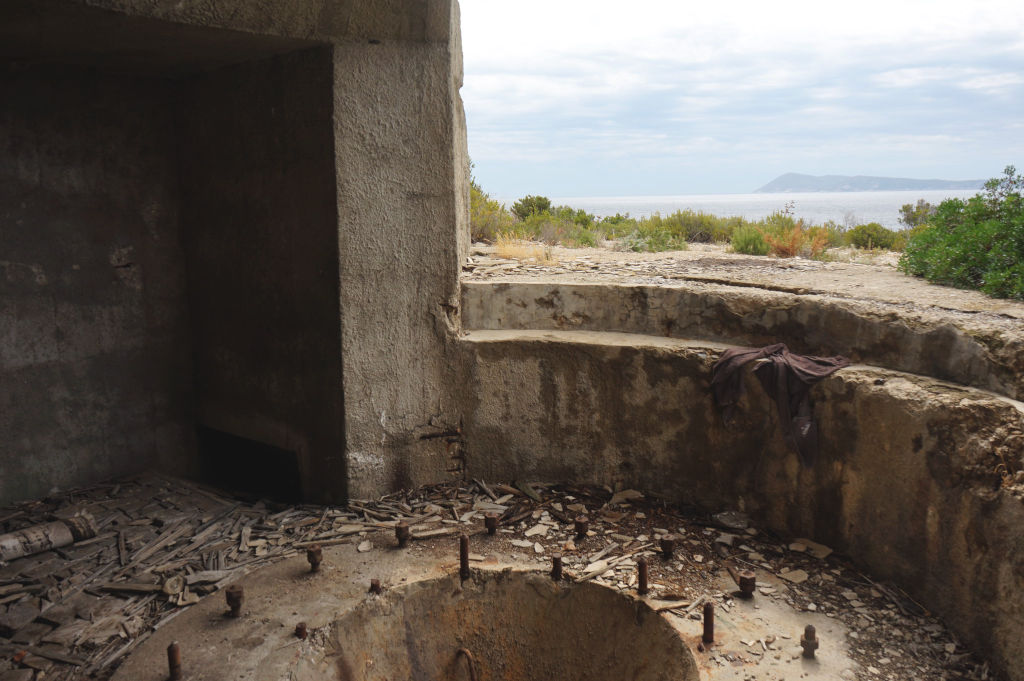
xmin=457 ymin=329 xmax=1024 ymax=681
xmin=178 ymin=47 xmax=345 ymax=503
xmin=463 ymin=280 xmax=1024 ymax=400
xmin=296 ymin=572 xmax=698 ymax=681
xmin=334 ymin=0 xmax=470 ymax=498
xmin=1 ymin=0 xmax=469 ymax=503
xmin=0 ymin=68 xmax=195 ymax=504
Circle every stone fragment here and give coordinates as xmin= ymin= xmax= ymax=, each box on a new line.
xmin=524 ymin=524 xmax=548 ymax=537
xmin=607 ymin=489 xmax=643 ymax=506
xmin=357 ymin=540 xmax=372 ymax=553
xmin=780 ymin=569 xmax=808 ymax=584
xmin=713 ymin=511 xmax=749 ymax=530
xmin=793 ymin=538 xmax=833 ymax=559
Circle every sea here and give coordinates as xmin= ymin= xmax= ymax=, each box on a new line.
xmin=520 ymin=189 xmax=982 ymax=230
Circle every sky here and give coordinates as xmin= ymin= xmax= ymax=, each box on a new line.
xmin=459 ymin=0 xmax=1024 ymax=197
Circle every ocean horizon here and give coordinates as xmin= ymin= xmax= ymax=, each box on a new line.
xmin=496 ymin=189 xmax=981 ymax=230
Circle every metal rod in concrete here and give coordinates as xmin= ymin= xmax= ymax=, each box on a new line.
xmin=306 ymin=544 xmax=323 ymax=572
xmin=551 ymin=553 xmax=562 ymax=581
xmin=225 ymin=585 xmax=243 ymax=618
xmin=484 ymin=513 xmax=498 ymax=535
xmin=459 ymin=534 xmax=471 ymax=581
xmin=702 ymin=602 xmax=715 ymax=644
xmin=167 ymin=641 xmax=181 ymax=680
xmin=574 ymin=515 xmax=589 ymax=540
xmin=395 ymin=522 xmax=410 ymax=547
xmin=638 ymin=557 xmax=649 ymax=595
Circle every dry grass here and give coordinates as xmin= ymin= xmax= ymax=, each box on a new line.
xmin=495 ymin=233 xmax=558 ymax=264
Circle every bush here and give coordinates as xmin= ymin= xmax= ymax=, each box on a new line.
xmin=847 ymin=222 xmax=899 ymax=250
xmin=511 ymin=195 xmax=552 ymax=221
xmin=470 ymin=180 xmax=515 ymax=242
xmin=731 ymin=224 xmax=769 ymax=255
xmin=899 ymin=166 xmax=1024 ymax=299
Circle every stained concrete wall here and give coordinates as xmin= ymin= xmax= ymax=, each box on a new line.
xmin=0 ymin=68 xmax=194 ymax=504
xmin=1 ymin=0 xmax=470 ymax=504
xmin=463 ymin=280 xmax=1024 ymax=401
xmin=458 ymin=329 xmax=1024 ymax=681
xmin=333 ymin=1 xmax=470 ymax=498
xmin=177 ymin=47 xmax=345 ymax=502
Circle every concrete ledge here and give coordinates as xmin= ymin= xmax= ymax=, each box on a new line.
xmin=457 ymin=329 xmax=1024 ymax=681
xmin=462 ymin=280 xmax=1024 ymax=400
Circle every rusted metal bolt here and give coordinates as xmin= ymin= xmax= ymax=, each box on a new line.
xmin=551 ymin=553 xmax=563 ymax=581
xmin=738 ymin=570 xmax=756 ymax=599
xmin=702 ymin=602 xmax=715 ymax=644
xmin=306 ymin=544 xmax=323 ymax=572
xmin=369 ymin=579 xmax=383 ymax=594
xmin=459 ymin=534 xmax=471 ymax=581
xmin=574 ymin=515 xmax=589 ymax=540
xmin=294 ymin=622 xmax=307 ymax=640
xmin=660 ymin=534 xmax=676 ymax=559
xmin=801 ymin=624 xmax=818 ymax=658
xmin=484 ymin=512 xmax=498 ymax=535
xmin=225 ymin=584 xmax=244 ymax=618
xmin=395 ymin=522 xmax=411 ymax=548
xmin=637 ymin=557 xmax=649 ymax=595
xmin=167 ymin=641 xmax=182 ymax=680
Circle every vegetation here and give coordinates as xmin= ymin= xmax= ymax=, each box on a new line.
xmin=846 ymin=222 xmax=900 ymax=250
xmin=900 ymin=166 xmax=1024 ymax=299
xmin=470 ymin=175 xmax=938 ymax=260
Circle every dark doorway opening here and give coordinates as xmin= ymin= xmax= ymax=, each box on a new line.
xmin=197 ymin=426 xmax=302 ymax=502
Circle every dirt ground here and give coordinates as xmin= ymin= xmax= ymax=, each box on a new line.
xmin=0 ymin=477 xmax=998 ymax=680
xmin=464 ymin=243 xmax=1024 ymax=324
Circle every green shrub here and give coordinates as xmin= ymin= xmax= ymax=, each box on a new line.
xmin=899 ymin=166 xmax=1024 ymax=299
xmin=470 ymin=180 xmax=515 ymax=242
xmin=511 ymin=195 xmax=552 ymax=220
xmin=847 ymin=222 xmax=899 ymax=250
xmin=731 ymin=224 xmax=770 ymax=255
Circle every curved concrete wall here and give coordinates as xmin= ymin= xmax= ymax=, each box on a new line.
xmin=457 ymin=329 xmax=1024 ymax=681
xmin=462 ymin=281 xmax=1024 ymax=401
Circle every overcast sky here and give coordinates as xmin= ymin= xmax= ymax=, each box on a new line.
xmin=459 ymin=1 xmax=1024 ymax=197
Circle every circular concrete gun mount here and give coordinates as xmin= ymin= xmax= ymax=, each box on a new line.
xmin=112 ymin=541 xmax=855 ymax=681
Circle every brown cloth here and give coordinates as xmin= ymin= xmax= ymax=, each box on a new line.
xmin=711 ymin=343 xmax=850 ymax=467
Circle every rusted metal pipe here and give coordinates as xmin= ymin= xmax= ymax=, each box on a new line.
xmin=484 ymin=513 xmax=498 ymax=535
xmin=551 ymin=553 xmax=563 ymax=581
xmin=306 ymin=544 xmax=323 ymax=572
xmin=395 ymin=522 xmax=410 ymax=548
xmin=702 ymin=602 xmax=715 ymax=644
xmin=659 ymin=534 xmax=675 ymax=559
xmin=167 ymin=641 xmax=181 ymax=680
xmin=637 ymin=558 xmax=649 ymax=595
xmin=295 ymin=622 xmax=307 ymax=640
xmin=574 ymin=515 xmax=589 ymax=540
xmin=801 ymin=624 xmax=818 ymax=658
xmin=459 ymin=534 xmax=471 ymax=581
xmin=225 ymin=585 xmax=243 ymax=618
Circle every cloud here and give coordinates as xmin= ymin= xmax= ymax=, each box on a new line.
xmin=459 ymin=0 xmax=1024 ymax=194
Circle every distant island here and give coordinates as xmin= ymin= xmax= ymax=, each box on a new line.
xmin=756 ymin=173 xmax=984 ymax=193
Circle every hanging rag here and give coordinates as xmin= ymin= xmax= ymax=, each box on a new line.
xmin=711 ymin=343 xmax=850 ymax=467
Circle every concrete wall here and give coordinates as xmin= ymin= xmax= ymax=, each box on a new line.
xmin=0 ymin=68 xmax=194 ymax=504
xmin=458 ymin=329 xmax=1024 ymax=681
xmin=463 ymin=280 xmax=1024 ymax=401
xmin=333 ymin=0 xmax=470 ymax=498
xmin=177 ymin=47 xmax=345 ymax=502
xmin=0 ymin=0 xmax=470 ymax=503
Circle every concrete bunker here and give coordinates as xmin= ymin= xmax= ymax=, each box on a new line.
xmin=292 ymin=571 xmax=699 ymax=681
xmin=0 ymin=1 xmax=1022 ymax=681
